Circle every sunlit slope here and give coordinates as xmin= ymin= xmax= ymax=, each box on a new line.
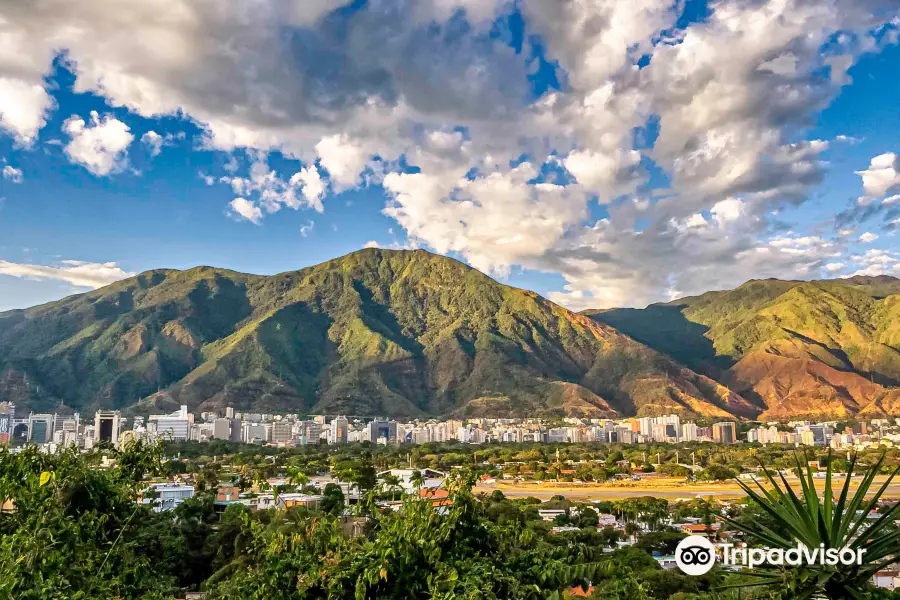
xmin=0 ymin=249 xmax=751 ymax=419
xmin=588 ymin=276 xmax=900 ymax=419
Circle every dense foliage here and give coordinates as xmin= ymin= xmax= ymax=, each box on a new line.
xmin=3 ymin=442 xmax=900 ymax=599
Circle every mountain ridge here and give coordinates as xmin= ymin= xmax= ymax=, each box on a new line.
xmin=0 ymin=249 xmax=752 ymax=420
xmin=586 ymin=275 xmax=900 ymax=420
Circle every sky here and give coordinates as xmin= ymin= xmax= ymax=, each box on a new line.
xmin=1 ymin=0 xmax=900 ymax=313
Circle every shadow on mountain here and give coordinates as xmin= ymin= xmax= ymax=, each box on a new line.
xmin=588 ymin=305 xmax=734 ymax=376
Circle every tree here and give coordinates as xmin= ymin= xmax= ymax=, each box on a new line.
xmin=380 ymin=473 xmax=403 ymax=501
xmin=0 ymin=442 xmax=176 ymax=599
xmin=721 ymin=452 xmax=900 ymax=599
xmin=320 ymin=483 xmax=345 ymax=515
xmin=576 ymin=506 xmax=600 ymax=529
xmin=410 ymin=469 xmax=425 ymax=492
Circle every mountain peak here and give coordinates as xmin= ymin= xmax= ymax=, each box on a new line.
xmin=0 ymin=249 xmax=749 ymax=420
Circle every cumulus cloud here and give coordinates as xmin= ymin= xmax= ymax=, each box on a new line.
xmin=857 ymin=152 xmax=900 ymax=198
xmin=227 ymin=197 xmax=263 ymax=224
xmin=0 ymin=78 xmax=54 ymax=144
xmin=0 ymin=259 xmax=134 ymax=288
xmin=140 ymin=130 xmax=182 ymax=157
xmin=0 ymin=0 xmax=898 ymax=306
xmin=848 ymin=249 xmax=900 ymax=277
xmin=62 ymin=111 xmax=133 ymax=176
xmin=2 ymin=165 xmax=22 ymax=183
xmin=859 ymin=231 xmax=879 ymax=243
xmin=219 ymin=156 xmax=327 ymax=220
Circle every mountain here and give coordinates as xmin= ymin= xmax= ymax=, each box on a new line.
xmin=0 ymin=249 xmax=752 ymax=420
xmin=586 ymin=276 xmax=900 ymax=420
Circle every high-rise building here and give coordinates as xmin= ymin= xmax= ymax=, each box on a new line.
xmin=271 ymin=420 xmax=293 ymax=444
xmin=229 ymin=419 xmax=242 ymax=442
xmin=329 ymin=416 xmax=349 ymax=444
xmin=150 ymin=406 xmax=190 ymax=441
xmin=712 ymin=422 xmax=737 ymax=445
xmin=367 ymin=420 xmax=398 ymax=444
xmin=27 ymin=413 xmax=54 ymax=444
xmin=212 ymin=418 xmax=232 ymax=440
xmin=681 ymin=423 xmax=698 ymax=442
xmin=225 ymin=406 xmax=234 ymax=419
xmin=94 ymin=411 xmax=121 ymax=445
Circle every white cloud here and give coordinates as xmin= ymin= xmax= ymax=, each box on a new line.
xmin=219 ymin=157 xmax=327 ymax=221
xmin=2 ymin=165 xmax=22 ymax=183
xmin=848 ymin=249 xmax=900 ymax=277
xmin=859 ymin=232 xmax=879 ymax=243
xmin=0 ymin=0 xmax=897 ymax=307
xmin=315 ymin=135 xmax=371 ymax=190
xmin=299 ymin=220 xmax=314 ymax=237
xmin=141 ymin=131 xmax=164 ymax=156
xmin=710 ymin=198 xmax=745 ymax=227
xmin=857 ymin=152 xmax=900 ymax=198
xmin=364 ymin=240 xmax=380 ymax=249
xmin=228 ymin=197 xmax=263 ymax=224
xmin=825 ymin=262 xmax=844 ymax=273
xmin=383 ymin=160 xmax=587 ymax=275
xmin=0 ymin=259 xmax=134 ymax=288
xmin=289 ymin=165 xmax=326 ymax=212
xmin=0 ymin=78 xmax=54 ymax=144
xmin=562 ymin=149 xmax=642 ymax=200
xmin=62 ymin=111 xmax=133 ymax=176
xmin=140 ymin=130 xmax=182 ymax=157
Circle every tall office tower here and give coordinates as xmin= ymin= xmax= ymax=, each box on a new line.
xmin=367 ymin=420 xmax=398 ymax=443
xmin=329 ymin=416 xmax=349 ymax=444
xmin=94 ymin=411 xmax=122 ymax=445
xmin=712 ymin=421 xmax=737 ymax=445
xmin=213 ymin=418 xmax=232 ymax=440
xmin=27 ymin=413 xmax=55 ymax=444
xmin=225 ymin=406 xmax=234 ymax=419
xmin=150 ymin=405 xmax=191 ymax=441
xmin=271 ymin=420 xmax=293 ymax=444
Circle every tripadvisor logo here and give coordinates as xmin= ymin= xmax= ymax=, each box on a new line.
xmin=676 ymin=535 xmax=716 ymax=575
xmin=675 ymin=535 xmax=867 ymax=576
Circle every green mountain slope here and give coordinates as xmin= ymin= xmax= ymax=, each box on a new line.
xmin=587 ymin=276 xmax=900 ymax=419
xmin=0 ymin=249 xmax=751 ymax=419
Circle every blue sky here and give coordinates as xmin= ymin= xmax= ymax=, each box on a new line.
xmin=1 ymin=0 xmax=899 ymax=312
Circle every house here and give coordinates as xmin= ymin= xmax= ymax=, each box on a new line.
xmin=538 ymin=509 xmax=566 ymax=522
xmin=420 ymin=487 xmax=453 ymax=508
xmin=655 ymin=555 xmax=678 ymax=570
xmin=275 ymin=493 xmax=323 ymax=510
xmin=377 ymin=468 xmax=446 ymax=494
xmin=596 ymin=513 xmax=618 ymax=527
xmin=681 ymin=523 xmax=718 ymax=536
xmin=552 ymin=526 xmax=581 ymax=534
xmin=874 ymin=571 xmax=900 ymax=590
xmin=140 ymin=483 xmax=194 ymax=512
xmin=216 ymin=487 xmax=241 ymax=502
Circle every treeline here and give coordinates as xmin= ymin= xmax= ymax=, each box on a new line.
xmin=164 ymin=439 xmax=900 ymax=484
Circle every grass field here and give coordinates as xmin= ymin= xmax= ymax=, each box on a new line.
xmin=474 ymin=475 xmax=900 ymax=502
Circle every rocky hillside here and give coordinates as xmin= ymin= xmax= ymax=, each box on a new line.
xmin=0 ymin=249 xmax=752 ymax=419
xmin=587 ymin=276 xmax=900 ymax=420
